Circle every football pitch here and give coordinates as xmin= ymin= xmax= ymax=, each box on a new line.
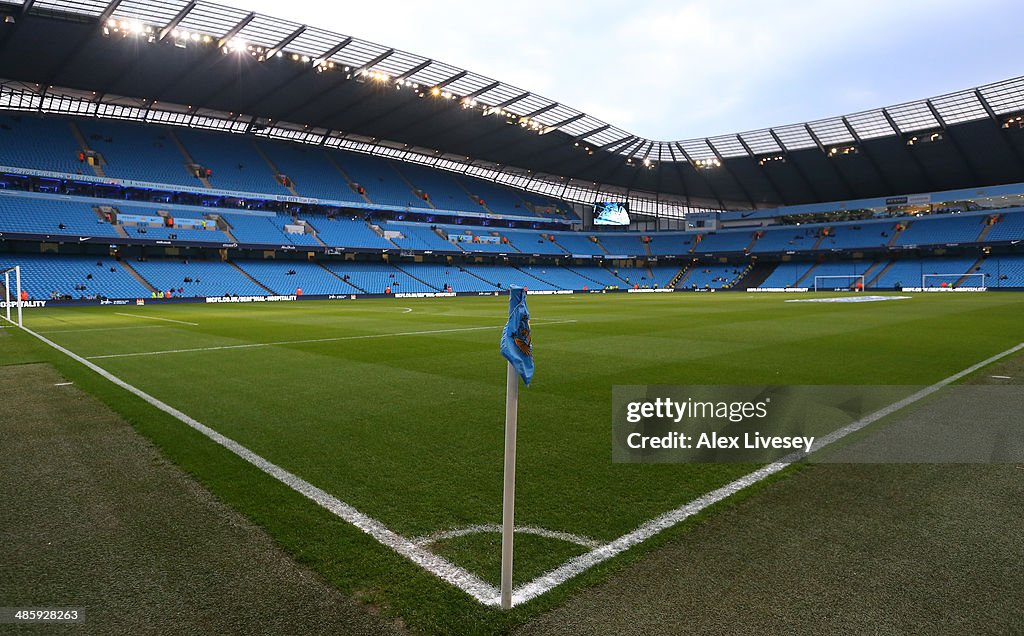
xmin=3 ymin=291 xmax=1024 ymax=633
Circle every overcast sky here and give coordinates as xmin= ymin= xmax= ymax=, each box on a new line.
xmin=215 ymin=0 xmax=1020 ymax=141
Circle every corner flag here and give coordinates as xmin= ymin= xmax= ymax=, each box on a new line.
xmin=498 ymin=286 xmax=532 ymax=610
xmin=500 ymin=286 xmax=533 ymax=385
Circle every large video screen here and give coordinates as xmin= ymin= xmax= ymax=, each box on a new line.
xmin=593 ymin=201 xmax=630 ymax=226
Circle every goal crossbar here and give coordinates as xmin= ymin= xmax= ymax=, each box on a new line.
xmin=813 ymin=274 xmax=865 ymax=292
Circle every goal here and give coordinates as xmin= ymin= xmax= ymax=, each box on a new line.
xmin=921 ymin=273 xmax=987 ymax=290
xmin=1 ymin=265 xmax=23 ymax=327
xmin=813 ymin=274 xmax=865 ymax=292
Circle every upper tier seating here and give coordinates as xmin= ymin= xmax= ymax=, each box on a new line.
xmin=0 ymin=115 xmax=83 ymax=174
xmin=78 ymin=119 xmax=196 ymax=187
xmin=175 ymin=129 xmax=290 ymax=195
xmin=692 ymin=231 xmax=751 ymax=254
xmin=311 ymin=215 xmax=396 ymax=250
xmin=256 ymin=140 xmax=365 ymax=203
xmin=894 ymin=215 xmax=985 ymax=246
xmin=328 ymin=153 xmax=417 ymax=207
xmin=0 ymin=196 xmax=121 ymax=239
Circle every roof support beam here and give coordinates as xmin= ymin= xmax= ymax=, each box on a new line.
xmin=665 ymin=144 xmax=693 ymax=210
xmin=393 ymin=59 xmax=431 ymax=81
xmin=217 ymin=12 xmax=255 ymax=48
xmin=354 ymin=48 xmax=395 ymax=75
xmin=466 ymin=81 xmax=500 ymax=99
xmin=42 ymin=0 xmax=125 ymax=86
xmin=495 ymin=91 xmax=530 ymax=109
xmin=265 ymin=25 xmax=306 ymax=60
xmin=735 ymin=134 xmax=787 ymax=206
xmin=676 ymin=143 xmax=725 ymax=210
xmin=975 ymin=89 xmax=1024 ymax=173
xmin=97 ymin=0 xmax=125 ymax=25
xmin=157 ymin=1 xmax=197 ymax=42
xmin=804 ymin=124 xmax=858 ymax=199
xmin=880 ymin=108 xmax=936 ymax=191
xmin=768 ymin=128 xmax=821 ymax=201
xmin=434 ymin=70 xmax=466 ymax=89
xmin=705 ymin=138 xmax=755 ymax=208
xmin=840 ymin=116 xmax=895 ymax=194
xmin=523 ymin=102 xmax=557 ymax=119
xmin=313 ymin=37 xmax=353 ymax=67
xmin=925 ymin=99 xmax=982 ymax=185
xmin=598 ymin=135 xmax=635 ymax=152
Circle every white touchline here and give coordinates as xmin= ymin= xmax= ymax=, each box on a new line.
xmin=114 ymin=312 xmax=198 ymax=326
xmin=508 ymin=341 xmax=1024 ymax=607
xmin=54 ymin=382 xmax=74 ymax=386
xmin=85 ymin=320 xmax=578 ymax=360
xmin=19 ymin=313 xmax=1023 ymax=609
xmin=18 ymin=322 xmax=502 ymax=606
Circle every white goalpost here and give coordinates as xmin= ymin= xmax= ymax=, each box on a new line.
xmin=813 ymin=274 xmax=865 ymax=292
xmin=2 ymin=265 xmax=23 ymax=328
xmin=921 ymin=273 xmax=987 ymax=290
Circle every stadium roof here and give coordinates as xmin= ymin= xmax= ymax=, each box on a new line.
xmin=1 ymin=0 xmax=1024 ymax=214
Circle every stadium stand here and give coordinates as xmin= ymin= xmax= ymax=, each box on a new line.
xmin=130 ymin=259 xmax=269 ymax=297
xmin=0 ymin=195 xmax=121 ymax=239
xmin=501 ymin=230 xmax=567 ymax=255
xmin=597 ymin=234 xmax=646 ymax=256
xmin=234 ymin=260 xmax=355 ymax=295
xmin=552 ymin=232 xmax=603 ymax=256
xmin=679 ymin=264 xmax=745 ymax=289
xmin=255 ymin=141 xmax=365 ymax=203
xmin=175 ymin=129 xmax=290 ymax=195
xmin=0 ymin=254 xmax=149 ymax=299
xmin=692 ymin=231 xmax=752 ymax=254
xmin=310 ymin=215 xmax=397 ymax=250
xmin=77 ymin=119 xmax=197 ymax=187
xmin=384 ymin=221 xmax=458 ymax=252
xmin=463 ymin=265 xmax=560 ymax=291
xmin=321 ymin=262 xmax=436 ymax=294
xmin=0 ymin=115 xmax=84 ymax=174
xmin=328 ymin=153 xmax=417 ymax=207
xmin=894 ymin=215 xmax=986 ymax=246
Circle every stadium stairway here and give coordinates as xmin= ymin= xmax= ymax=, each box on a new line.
xmin=669 ymin=264 xmax=691 ymax=288
xmin=956 ymin=256 xmax=988 ymax=287
xmin=810 ymin=231 xmax=827 ymax=251
xmin=168 ymin=129 xmax=211 ymax=189
xmin=229 ymin=262 xmax=275 ymax=294
xmin=975 ymin=216 xmax=998 ymax=243
xmin=793 ymin=262 xmax=820 ymax=287
xmin=866 ymin=261 xmax=895 ymax=288
xmin=317 ymin=263 xmax=367 ymax=293
xmin=743 ymin=232 xmax=760 ymax=253
xmin=859 ymin=260 xmax=883 ymax=284
xmin=391 ymin=163 xmax=435 ymax=209
xmin=886 ymin=222 xmax=907 ymax=247
xmin=732 ymin=261 xmax=775 ymax=290
xmin=119 ymin=260 xmax=158 ymax=294
xmin=252 ymin=143 xmax=301 ymax=198
xmin=68 ymin=122 xmax=106 ymax=178
xmin=323 ymin=154 xmax=374 ymax=205
xmin=391 ymin=264 xmax=442 ymax=291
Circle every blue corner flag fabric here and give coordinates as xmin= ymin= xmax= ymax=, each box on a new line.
xmin=500 ymin=286 xmax=533 ymax=386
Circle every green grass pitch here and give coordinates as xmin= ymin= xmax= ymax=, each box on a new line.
xmin=4 ymin=291 xmax=1023 ymax=634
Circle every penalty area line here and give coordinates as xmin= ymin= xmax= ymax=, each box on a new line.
xmin=16 ymin=321 xmax=503 ymax=606
xmin=507 ymin=341 xmax=1024 ymax=607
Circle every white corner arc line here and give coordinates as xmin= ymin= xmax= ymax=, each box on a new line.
xmin=114 ymin=312 xmax=198 ymax=326
xmin=508 ymin=341 xmax=1024 ymax=607
xmin=413 ymin=524 xmax=604 ymax=550
xmin=18 ymin=323 xmax=502 ymax=607
xmin=85 ymin=319 xmax=578 ymax=360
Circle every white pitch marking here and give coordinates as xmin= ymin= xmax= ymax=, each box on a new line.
xmin=16 ymin=321 xmax=503 ymax=606
xmin=38 ymin=325 xmax=165 ymax=335
xmin=991 ymin=375 xmax=1012 ymax=379
xmin=54 ymin=382 xmax=73 ymax=386
xmin=413 ymin=524 xmax=604 ymax=550
xmin=507 ymin=341 xmax=1024 ymax=607
xmin=400 ymin=307 xmax=413 ymax=314
xmin=114 ymin=312 xmax=198 ymax=326
xmin=86 ymin=320 xmax=578 ymax=360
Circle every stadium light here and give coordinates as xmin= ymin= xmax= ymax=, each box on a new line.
xmin=692 ymin=158 xmax=721 ymax=169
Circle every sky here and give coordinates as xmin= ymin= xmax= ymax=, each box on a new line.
xmin=214 ymin=0 xmax=1021 ymax=141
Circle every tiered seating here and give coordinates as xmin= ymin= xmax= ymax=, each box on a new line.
xmin=650 ymin=265 xmax=684 ymax=287
xmin=680 ymin=264 xmax=745 ymax=289
xmin=394 ymin=263 xmax=486 ymax=292
xmin=977 ymin=255 xmax=1024 ymax=287
xmin=570 ymin=266 xmax=629 ymax=288
xmin=692 ymin=231 xmax=751 ymax=254
xmin=0 ymin=196 xmax=120 ymax=238
xmin=450 ymin=233 xmax=515 ymax=254
xmin=895 ymin=215 xmax=985 ymax=246
xmin=553 ymin=232 xmax=602 ymax=256
xmin=328 ymin=152 xmax=416 ymax=207
xmin=817 ymin=222 xmax=892 ymax=250
xmin=517 ymin=265 xmax=591 ymax=289
xmin=256 ymin=140 xmax=364 ymax=203
xmin=759 ymin=262 xmax=812 ymax=288
xmin=647 ymin=233 xmax=695 ymax=256
xmin=750 ymin=227 xmax=818 ymax=253
xmin=393 ymin=162 xmax=473 ymax=211
xmin=805 ymin=261 xmax=875 ymax=288
xmin=176 ymin=129 xmax=289 ymax=195
xmin=463 ymin=265 xmax=559 ymax=291
xmin=597 ymin=234 xmax=646 ymax=256
xmin=0 ymin=115 xmax=82 ymax=174
xmin=125 ymin=225 xmax=230 ymax=243
xmin=384 ymin=222 xmax=457 ymax=252
xmin=321 ymin=262 xmax=435 ymax=293
xmin=986 ymin=211 xmax=1024 ymax=242
xmin=0 ymin=254 xmax=149 ymax=299
xmin=130 ymin=259 xmax=268 ymax=297
xmin=78 ymin=120 xmax=196 ymax=187
xmin=311 ymin=216 xmax=396 ymax=250
xmin=501 ymin=230 xmax=566 ymax=255
xmin=453 ymin=176 xmax=533 ymax=217
xmin=873 ymin=256 xmax=979 ymax=289
xmin=235 ymin=260 xmax=354 ymax=295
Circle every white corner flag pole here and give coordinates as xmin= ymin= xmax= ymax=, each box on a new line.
xmin=16 ymin=265 xmax=23 ymax=327
xmin=500 ymin=360 xmax=520 ymax=610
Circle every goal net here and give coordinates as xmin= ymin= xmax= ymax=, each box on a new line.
xmin=1 ymin=265 xmax=23 ymax=327
xmin=813 ymin=274 xmax=865 ymax=292
xmin=921 ymin=273 xmax=987 ymax=290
